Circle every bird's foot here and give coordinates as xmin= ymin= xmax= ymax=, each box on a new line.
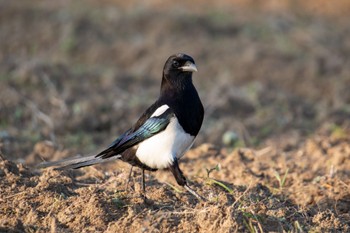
xmin=124 ymin=181 xmax=135 ymax=192
xmin=140 ymin=193 xmax=154 ymax=205
xmin=184 ymin=184 xmax=206 ymax=202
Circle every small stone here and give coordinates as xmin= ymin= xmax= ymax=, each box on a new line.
xmin=222 ymin=131 xmax=239 ymax=146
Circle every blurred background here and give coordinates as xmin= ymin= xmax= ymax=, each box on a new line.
xmin=1 ymin=0 xmax=350 ymax=164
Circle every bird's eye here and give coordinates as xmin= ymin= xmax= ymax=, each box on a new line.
xmin=172 ymin=60 xmax=180 ymax=68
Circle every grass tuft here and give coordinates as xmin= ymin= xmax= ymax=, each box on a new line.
xmin=273 ymin=168 xmax=289 ymax=191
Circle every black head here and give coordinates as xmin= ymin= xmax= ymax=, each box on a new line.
xmin=163 ymin=53 xmax=197 ymax=78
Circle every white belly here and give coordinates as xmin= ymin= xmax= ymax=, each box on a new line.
xmin=135 ymin=118 xmax=194 ymax=169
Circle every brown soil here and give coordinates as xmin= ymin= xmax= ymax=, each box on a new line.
xmin=1 ymin=1 xmax=350 ymax=232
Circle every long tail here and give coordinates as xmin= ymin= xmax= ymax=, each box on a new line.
xmin=36 ymin=154 xmax=121 ymax=170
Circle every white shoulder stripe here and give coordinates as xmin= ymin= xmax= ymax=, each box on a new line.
xmin=151 ymin=105 xmax=170 ymax=117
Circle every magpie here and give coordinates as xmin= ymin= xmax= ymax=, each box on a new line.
xmin=37 ymin=53 xmax=204 ymax=200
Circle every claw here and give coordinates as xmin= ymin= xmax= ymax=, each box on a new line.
xmin=184 ymin=184 xmax=206 ymax=201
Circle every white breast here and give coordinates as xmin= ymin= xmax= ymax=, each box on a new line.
xmin=135 ymin=117 xmax=194 ymax=169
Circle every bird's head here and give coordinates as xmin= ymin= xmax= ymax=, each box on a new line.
xmin=163 ymin=53 xmax=197 ymax=78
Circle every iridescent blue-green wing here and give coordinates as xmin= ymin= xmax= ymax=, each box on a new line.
xmin=96 ymin=108 xmax=174 ymax=159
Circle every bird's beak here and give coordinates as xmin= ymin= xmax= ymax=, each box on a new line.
xmin=180 ymin=61 xmax=198 ymax=72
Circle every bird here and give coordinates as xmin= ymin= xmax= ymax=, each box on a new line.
xmin=37 ymin=53 xmax=204 ymax=200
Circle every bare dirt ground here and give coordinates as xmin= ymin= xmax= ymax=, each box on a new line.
xmin=1 ymin=1 xmax=350 ymax=232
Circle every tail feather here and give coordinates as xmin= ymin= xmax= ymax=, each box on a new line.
xmin=36 ymin=154 xmax=121 ymax=170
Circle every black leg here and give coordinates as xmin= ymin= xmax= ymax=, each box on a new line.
xmin=141 ymin=168 xmax=146 ymax=193
xmin=169 ymin=159 xmax=186 ymax=186
xmin=125 ymin=165 xmax=134 ymax=191
xmin=140 ymin=169 xmax=154 ymax=205
xmin=139 ymin=168 xmax=150 ymax=202
xmin=169 ymin=158 xmax=206 ymax=201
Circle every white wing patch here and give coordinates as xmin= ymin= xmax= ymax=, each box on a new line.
xmin=136 ymin=117 xmax=194 ymax=169
xmin=151 ymin=105 xmax=170 ymax=117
